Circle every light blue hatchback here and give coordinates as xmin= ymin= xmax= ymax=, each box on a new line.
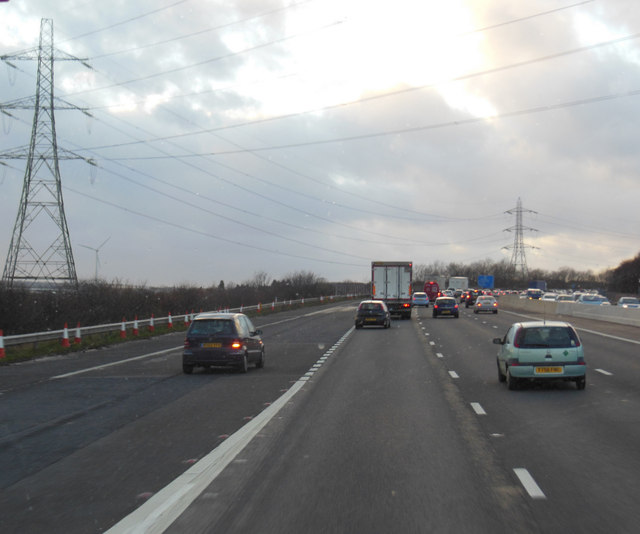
xmin=493 ymin=321 xmax=586 ymax=390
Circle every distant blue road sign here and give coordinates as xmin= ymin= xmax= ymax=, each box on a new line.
xmin=478 ymin=275 xmax=494 ymax=289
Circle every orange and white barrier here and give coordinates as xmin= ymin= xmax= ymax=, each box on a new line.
xmin=168 ymin=312 xmax=173 ymax=329
xmin=133 ymin=316 xmax=139 ymax=336
xmin=61 ymin=323 xmax=71 ymax=347
xmin=120 ymin=318 xmax=127 ymax=339
xmin=184 ymin=312 xmax=189 ymax=327
xmin=0 ymin=330 xmax=5 ymax=359
xmin=148 ymin=313 xmax=155 ymax=332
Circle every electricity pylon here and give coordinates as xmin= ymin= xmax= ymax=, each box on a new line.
xmin=1 ymin=18 xmax=94 ymax=289
xmin=503 ymin=197 xmax=538 ymax=280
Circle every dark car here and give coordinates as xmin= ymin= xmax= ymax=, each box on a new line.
xmin=182 ymin=312 xmax=264 ymax=374
xmin=432 ymin=296 xmax=459 ymax=318
xmin=463 ymin=289 xmax=482 ymax=308
xmin=355 ymin=300 xmax=391 ymax=329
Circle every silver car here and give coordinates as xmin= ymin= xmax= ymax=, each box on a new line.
xmin=493 ymin=321 xmax=586 ymax=390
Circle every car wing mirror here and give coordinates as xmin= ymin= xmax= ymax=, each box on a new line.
xmin=493 ymin=337 xmax=504 ymax=345
xmin=253 ymin=329 xmax=262 ymax=336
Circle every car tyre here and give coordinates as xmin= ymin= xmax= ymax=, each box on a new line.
xmin=576 ymin=375 xmax=586 ymax=390
xmin=183 ymin=363 xmax=194 ymax=374
xmin=355 ymin=323 xmax=362 ymax=329
xmin=497 ymin=360 xmax=506 ymax=383
xmin=256 ymin=348 xmax=265 ymax=369
xmin=493 ymin=310 xmax=498 ymax=314
xmin=506 ymin=368 xmax=519 ymax=390
xmin=239 ymin=353 xmax=249 ymax=373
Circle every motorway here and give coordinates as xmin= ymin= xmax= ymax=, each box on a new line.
xmin=1 ymin=301 xmax=640 ymax=533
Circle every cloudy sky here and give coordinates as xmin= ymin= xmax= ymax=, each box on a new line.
xmin=1 ymin=0 xmax=639 ymax=286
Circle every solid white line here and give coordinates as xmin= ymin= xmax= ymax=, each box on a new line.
xmin=513 ymin=468 xmax=546 ymax=499
xmin=502 ymin=310 xmax=640 ymax=345
xmin=470 ymin=402 xmax=486 ymax=415
xmin=50 ymin=347 xmax=182 ymax=380
xmin=105 ymin=380 xmax=307 ymax=534
xmin=595 ymin=368 xmax=613 ymax=376
xmin=105 ymin=325 xmax=354 ymax=533
xmin=448 ymin=371 xmax=459 ymax=379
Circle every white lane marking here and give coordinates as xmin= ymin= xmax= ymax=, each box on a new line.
xmin=436 ymin=353 xmax=444 ymax=359
xmin=595 ymin=368 xmax=613 ymax=376
xmin=448 ymin=371 xmax=459 ymax=379
xmin=106 ymin=326 xmax=355 ymax=533
xmin=105 ymin=380 xmax=307 ymax=534
xmin=429 ymin=341 xmax=435 ymax=346
xmin=514 ymin=468 xmax=546 ymax=499
xmin=502 ymin=310 xmax=640 ymax=345
xmin=50 ymin=347 xmax=181 ymax=379
xmin=470 ymin=402 xmax=486 ymax=415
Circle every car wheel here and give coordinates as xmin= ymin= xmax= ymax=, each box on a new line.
xmin=473 ymin=310 xmax=478 ymax=314
xmin=256 ymin=348 xmax=265 ymax=369
xmin=355 ymin=323 xmax=362 ymax=329
xmin=455 ymin=313 xmax=459 ymax=318
xmin=497 ymin=360 xmax=506 ymax=382
xmin=239 ymin=353 xmax=249 ymax=373
xmin=432 ymin=313 xmax=437 ymax=318
xmin=183 ymin=363 xmax=194 ymax=374
xmin=506 ymin=368 xmax=519 ymax=390
xmin=576 ymin=375 xmax=586 ymax=390
xmin=493 ymin=310 xmax=498 ymax=314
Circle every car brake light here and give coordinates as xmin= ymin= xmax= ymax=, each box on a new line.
xmin=231 ymin=341 xmax=242 ymax=349
xmin=183 ymin=339 xmax=190 ymax=348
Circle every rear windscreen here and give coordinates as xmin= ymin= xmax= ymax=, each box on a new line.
xmin=516 ymin=327 xmax=579 ymax=348
xmin=189 ymin=320 xmax=234 ymax=335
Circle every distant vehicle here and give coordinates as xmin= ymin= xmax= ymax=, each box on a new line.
xmin=577 ymin=294 xmax=609 ymax=305
xmin=541 ymin=292 xmax=558 ymax=301
xmin=448 ymin=276 xmax=469 ymax=292
xmin=493 ymin=321 xmax=586 ymax=390
xmin=371 ymin=261 xmax=413 ymax=319
xmin=355 ymin=300 xmax=391 ymax=329
xmin=556 ymin=294 xmax=575 ymax=302
xmin=526 ymin=288 xmax=544 ymax=300
xmin=411 ymin=292 xmax=429 ymax=307
xmin=528 ymin=280 xmax=547 ymax=291
xmin=423 ymin=281 xmax=440 ymax=303
xmin=182 ymin=312 xmax=264 ymax=374
xmin=463 ymin=289 xmax=482 ymax=307
xmin=617 ymin=297 xmax=640 ymax=309
xmin=474 ymin=295 xmax=498 ymax=314
xmin=432 ymin=296 xmax=459 ymax=318
xmin=442 ymin=289 xmax=454 ymax=297
xmin=425 ymin=282 xmax=439 ymax=300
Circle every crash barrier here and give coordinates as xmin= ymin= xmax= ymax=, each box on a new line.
xmin=1 ymin=295 xmax=360 ymax=349
xmin=499 ymin=296 xmax=640 ymax=328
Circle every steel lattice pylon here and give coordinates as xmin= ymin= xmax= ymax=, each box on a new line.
xmin=503 ymin=197 xmax=538 ymax=280
xmin=1 ymin=19 xmax=93 ymax=289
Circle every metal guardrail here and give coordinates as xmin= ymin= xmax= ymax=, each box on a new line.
xmin=2 ymin=295 xmax=359 ymax=347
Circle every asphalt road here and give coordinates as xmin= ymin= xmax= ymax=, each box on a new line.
xmin=1 ymin=301 xmax=640 ymax=533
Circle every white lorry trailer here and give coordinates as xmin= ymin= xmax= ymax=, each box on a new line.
xmin=447 ymin=276 xmax=469 ymax=292
xmin=371 ymin=261 xmax=413 ymax=319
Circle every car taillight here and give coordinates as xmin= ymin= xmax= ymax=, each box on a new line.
xmin=454 ymin=304 xmax=458 ymax=309
xmin=184 ymin=339 xmax=190 ymax=348
xmin=231 ymin=340 xmax=242 ymax=349
xmin=434 ymin=304 xmax=439 ymax=309
xmin=402 ymin=303 xmax=410 ymax=308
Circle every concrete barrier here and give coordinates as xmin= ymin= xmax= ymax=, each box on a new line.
xmin=499 ymin=295 xmax=640 ymax=327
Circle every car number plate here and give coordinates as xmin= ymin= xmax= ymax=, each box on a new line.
xmin=441 ymin=310 xmax=450 ymax=314
xmin=365 ymin=317 xmax=378 ymax=322
xmin=202 ymin=342 xmax=222 ymax=348
xmin=535 ymin=366 xmax=563 ymax=374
